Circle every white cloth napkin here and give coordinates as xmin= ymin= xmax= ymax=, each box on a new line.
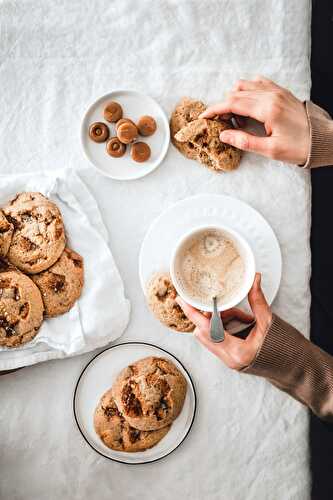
xmin=0 ymin=168 xmax=130 ymax=370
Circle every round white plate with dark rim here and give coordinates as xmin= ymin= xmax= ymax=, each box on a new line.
xmin=81 ymin=90 xmax=170 ymax=181
xmin=139 ymin=194 xmax=282 ymax=334
xmin=73 ymin=342 xmax=196 ymax=465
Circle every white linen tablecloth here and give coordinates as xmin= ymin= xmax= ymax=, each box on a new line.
xmin=0 ymin=1 xmax=311 ymax=499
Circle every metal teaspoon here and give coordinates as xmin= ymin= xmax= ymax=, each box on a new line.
xmin=210 ymin=296 xmax=225 ymax=343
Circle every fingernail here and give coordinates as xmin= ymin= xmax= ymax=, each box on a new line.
xmin=220 ymin=131 xmax=232 ymax=143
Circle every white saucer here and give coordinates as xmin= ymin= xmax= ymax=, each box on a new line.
xmin=139 ymin=194 xmax=282 ymax=331
xmin=81 ymin=90 xmax=170 ymax=180
xmin=73 ymin=342 xmax=196 ymax=465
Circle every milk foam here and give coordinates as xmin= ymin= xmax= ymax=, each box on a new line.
xmin=175 ymin=230 xmax=245 ymax=307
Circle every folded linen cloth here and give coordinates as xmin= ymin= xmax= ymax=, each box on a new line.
xmin=0 ymin=168 xmax=130 ymax=370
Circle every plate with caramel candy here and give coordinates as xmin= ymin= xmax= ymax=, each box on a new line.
xmin=81 ymin=90 xmax=170 ymax=180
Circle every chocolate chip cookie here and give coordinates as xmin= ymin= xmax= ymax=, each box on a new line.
xmin=0 ymin=260 xmax=44 ymax=348
xmin=147 ymin=273 xmax=194 ymax=332
xmin=113 ymin=356 xmax=187 ymax=431
xmin=0 ymin=210 xmax=14 ymax=258
xmin=94 ymin=389 xmax=171 ymax=452
xmin=31 ymin=248 xmax=84 ymax=318
xmin=175 ymin=118 xmax=241 ymax=172
xmin=170 ymin=97 xmax=207 ymax=160
xmin=3 ymin=192 xmax=66 ymax=274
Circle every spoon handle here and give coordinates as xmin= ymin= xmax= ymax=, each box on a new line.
xmin=210 ymin=296 xmax=225 ymax=343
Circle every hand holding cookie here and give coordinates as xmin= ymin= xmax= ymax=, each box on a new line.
xmin=170 ymin=97 xmax=241 ymax=172
xmin=201 ymin=76 xmax=310 ymax=165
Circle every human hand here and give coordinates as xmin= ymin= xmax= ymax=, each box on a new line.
xmin=200 ymin=76 xmax=310 ymax=165
xmin=176 ymin=273 xmax=273 ymax=370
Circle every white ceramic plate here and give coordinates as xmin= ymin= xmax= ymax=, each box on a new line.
xmin=73 ymin=342 xmax=196 ymax=465
xmin=81 ymin=90 xmax=170 ymax=180
xmin=139 ymin=194 xmax=282 ymax=332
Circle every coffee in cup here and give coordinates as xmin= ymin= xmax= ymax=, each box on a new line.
xmin=171 ymin=225 xmax=255 ymax=312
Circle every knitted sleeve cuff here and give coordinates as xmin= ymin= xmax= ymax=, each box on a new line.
xmin=303 ymin=101 xmax=333 ymax=169
xmin=241 ymin=314 xmax=303 ymax=379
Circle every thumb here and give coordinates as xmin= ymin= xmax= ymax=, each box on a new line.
xmin=220 ymin=129 xmax=272 ymax=157
xmin=248 ymin=273 xmax=271 ymax=331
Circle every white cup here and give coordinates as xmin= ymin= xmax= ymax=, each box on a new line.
xmin=170 ymin=224 xmax=256 ymax=312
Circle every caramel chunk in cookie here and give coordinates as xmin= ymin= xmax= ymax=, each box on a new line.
xmin=104 ymin=101 xmax=123 ymax=123
xmin=106 ymin=137 xmax=126 ymax=158
xmin=137 ymin=115 xmax=157 ymax=136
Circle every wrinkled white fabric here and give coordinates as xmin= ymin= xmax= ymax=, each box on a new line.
xmin=0 ymin=1 xmax=311 ymax=499
xmin=0 ymin=169 xmax=130 ymax=370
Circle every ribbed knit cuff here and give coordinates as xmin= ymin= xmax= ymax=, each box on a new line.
xmin=303 ymin=101 xmax=333 ymax=169
xmin=242 ymin=314 xmax=306 ymax=379
xmin=242 ymin=313 xmax=333 ymax=421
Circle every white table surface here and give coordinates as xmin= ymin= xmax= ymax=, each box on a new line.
xmin=0 ymin=1 xmax=312 ymax=499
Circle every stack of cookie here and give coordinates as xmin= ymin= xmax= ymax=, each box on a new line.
xmin=0 ymin=192 xmax=84 ymax=348
xmin=170 ymin=97 xmax=241 ymax=172
xmin=94 ymin=356 xmax=187 ymax=452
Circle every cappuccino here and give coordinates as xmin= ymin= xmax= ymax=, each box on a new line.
xmin=175 ymin=229 xmax=245 ymax=308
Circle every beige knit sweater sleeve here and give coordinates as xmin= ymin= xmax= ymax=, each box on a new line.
xmin=304 ymin=101 xmax=333 ymax=168
xmin=243 ymin=315 xmax=333 ymax=422
xmin=242 ymin=102 xmax=333 ymax=421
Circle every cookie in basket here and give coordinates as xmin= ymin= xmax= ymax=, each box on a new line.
xmin=32 ymin=248 xmax=84 ymax=318
xmin=0 ymin=210 xmax=14 ymax=258
xmin=0 ymin=260 xmax=44 ymax=348
xmin=3 ymin=192 xmax=66 ymax=274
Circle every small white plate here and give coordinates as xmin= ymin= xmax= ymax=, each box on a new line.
xmin=73 ymin=342 xmax=196 ymax=465
xmin=139 ymin=194 xmax=282 ymax=333
xmin=81 ymin=90 xmax=170 ymax=180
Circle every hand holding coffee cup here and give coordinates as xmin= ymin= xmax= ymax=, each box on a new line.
xmin=176 ymin=273 xmax=273 ymax=370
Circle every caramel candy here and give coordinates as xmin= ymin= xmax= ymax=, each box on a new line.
xmin=116 ymin=118 xmax=136 ymax=131
xmin=106 ymin=137 xmax=126 ymax=158
xmin=137 ymin=115 xmax=157 ymax=136
xmin=117 ymin=122 xmax=138 ymax=144
xmin=89 ymin=122 xmax=109 ymax=143
xmin=131 ymin=142 xmax=151 ymax=163
xmin=104 ymin=101 xmax=123 ymax=123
